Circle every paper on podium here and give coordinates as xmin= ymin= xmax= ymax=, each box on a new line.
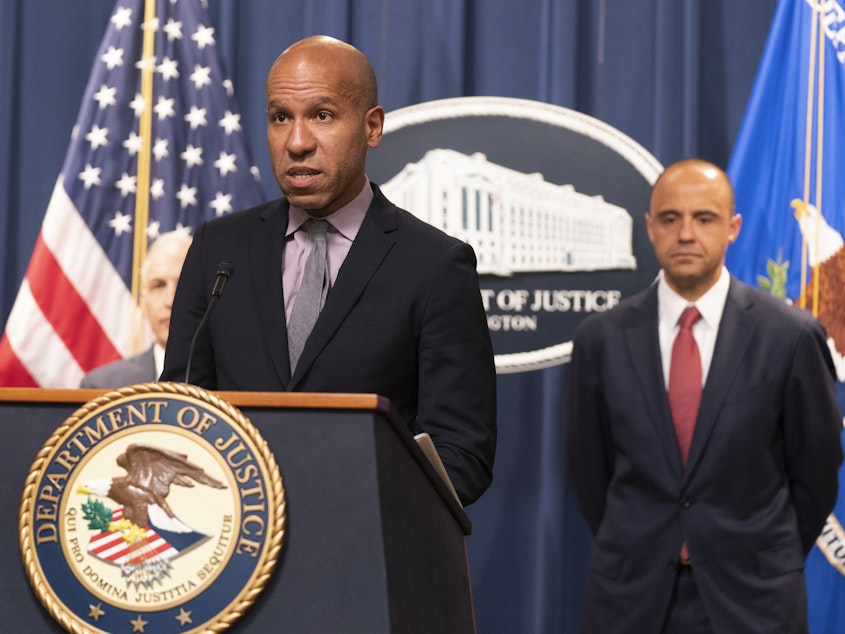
xmin=414 ymin=432 xmax=462 ymax=507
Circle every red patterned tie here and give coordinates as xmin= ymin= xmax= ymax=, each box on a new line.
xmin=668 ymin=306 xmax=701 ymax=563
xmin=668 ymin=306 xmax=703 ymax=465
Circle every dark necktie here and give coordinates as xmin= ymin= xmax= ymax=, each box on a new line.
xmin=668 ymin=306 xmax=703 ymax=465
xmin=287 ymin=219 xmax=329 ymax=371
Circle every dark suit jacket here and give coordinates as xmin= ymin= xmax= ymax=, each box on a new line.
xmin=162 ymin=184 xmax=497 ymax=505
xmin=566 ymin=277 xmax=842 ymax=632
xmin=80 ymin=347 xmax=157 ymax=388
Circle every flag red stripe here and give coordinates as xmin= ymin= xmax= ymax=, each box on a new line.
xmin=26 ymin=235 xmax=122 ymax=372
xmin=0 ymin=335 xmax=38 ymax=387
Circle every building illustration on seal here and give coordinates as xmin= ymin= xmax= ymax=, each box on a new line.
xmin=381 ymin=149 xmax=637 ymax=276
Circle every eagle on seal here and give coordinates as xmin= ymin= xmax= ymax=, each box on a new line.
xmin=80 ymin=443 xmax=226 ymax=531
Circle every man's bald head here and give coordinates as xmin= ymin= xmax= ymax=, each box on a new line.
xmin=651 ymin=158 xmax=736 ymax=215
xmin=270 ymin=35 xmax=378 ymax=111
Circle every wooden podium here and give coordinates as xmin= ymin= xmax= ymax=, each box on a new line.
xmin=0 ymin=388 xmax=475 ymax=633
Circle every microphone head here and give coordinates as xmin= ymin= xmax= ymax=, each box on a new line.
xmin=211 ymin=260 xmax=234 ymax=298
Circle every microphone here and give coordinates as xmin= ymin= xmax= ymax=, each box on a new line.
xmin=184 ymin=260 xmax=234 ymax=384
xmin=211 ymin=260 xmax=234 ymax=297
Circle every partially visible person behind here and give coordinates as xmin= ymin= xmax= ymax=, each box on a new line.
xmin=81 ymin=231 xmax=192 ymax=388
xmin=566 ymin=158 xmax=842 ymax=633
xmin=161 ymin=36 xmax=496 ymax=506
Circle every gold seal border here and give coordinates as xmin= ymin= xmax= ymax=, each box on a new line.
xmin=18 ymin=381 xmax=287 ymax=634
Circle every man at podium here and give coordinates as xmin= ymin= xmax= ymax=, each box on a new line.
xmin=162 ymin=36 xmax=497 ymax=506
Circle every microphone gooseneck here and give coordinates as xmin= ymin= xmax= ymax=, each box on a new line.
xmin=184 ymin=260 xmax=234 ymax=384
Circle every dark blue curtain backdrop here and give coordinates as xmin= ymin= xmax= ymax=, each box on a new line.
xmin=0 ymin=1 xmax=777 ymax=632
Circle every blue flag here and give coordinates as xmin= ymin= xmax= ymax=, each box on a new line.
xmin=0 ymin=0 xmax=265 ymax=387
xmin=726 ymin=1 xmax=845 ymax=630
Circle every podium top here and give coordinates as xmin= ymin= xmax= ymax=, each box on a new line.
xmin=0 ymin=387 xmax=391 ymax=411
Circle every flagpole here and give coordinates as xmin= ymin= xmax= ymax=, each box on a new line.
xmin=799 ymin=1 xmax=818 ymax=311
xmin=811 ymin=4 xmax=825 ymax=317
xmin=131 ymin=0 xmax=157 ymax=353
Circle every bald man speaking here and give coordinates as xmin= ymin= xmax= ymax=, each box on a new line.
xmin=162 ymin=36 xmax=496 ymax=507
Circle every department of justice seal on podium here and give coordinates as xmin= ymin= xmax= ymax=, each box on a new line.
xmin=19 ymin=382 xmax=286 ymax=633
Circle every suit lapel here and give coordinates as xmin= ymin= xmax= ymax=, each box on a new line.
xmin=684 ymin=279 xmax=756 ymax=477
xmin=250 ymin=199 xmax=292 ymax=388
xmin=623 ymin=287 xmax=684 ymax=477
xmin=289 ymin=188 xmax=398 ymax=388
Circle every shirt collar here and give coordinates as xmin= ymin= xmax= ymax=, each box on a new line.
xmin=657 ymin=266 xmax=730 ymax=330
xmin=285 ymin=177 xmax=373 ymax=241
xmin=153 ymin=343 xmax=165 ymax=380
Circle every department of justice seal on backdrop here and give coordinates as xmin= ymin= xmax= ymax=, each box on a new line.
xmin=19 ymin=382 xmax=285 ymax=633
xmin=368 ymin=96 xmax=663 ymax=373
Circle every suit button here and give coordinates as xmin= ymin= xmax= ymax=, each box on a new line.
xmin=680 ymin=497 xmax=691 ymax=509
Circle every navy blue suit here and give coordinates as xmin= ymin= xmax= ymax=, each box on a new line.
xmin=162 ymin=184 xmax=496 ymax=505
xmin=566 ymin=277 xmax=842 ymax=632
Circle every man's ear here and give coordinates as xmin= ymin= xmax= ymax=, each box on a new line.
xmin=728 ymin=213 xmax=742 ymax=243
xmin=644 ymin=212 xmax=655 ymax=244
xmin=366 ymin=106 xmax=385 ymax=148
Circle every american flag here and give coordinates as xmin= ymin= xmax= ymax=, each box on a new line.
xmin=87 ymin=507 xmax=182 ymax=565
xmin=87 ymin=506 xmax=206 ymax=565
xmin=0 ymin=0 xmax=265 ymax=387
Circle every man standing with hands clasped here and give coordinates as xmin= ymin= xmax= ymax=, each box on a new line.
xmin=161 ymin=36 xmax=496 ymax=506
xmin=566 ymin=158 xmax=842 ymax=632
